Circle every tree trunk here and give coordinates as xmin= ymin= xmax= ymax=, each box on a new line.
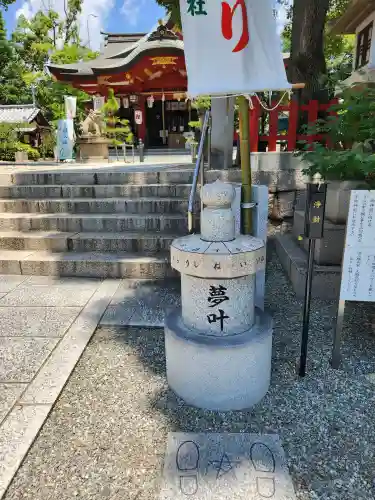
xmin=289 ymin=0 xmax=330 ymax=102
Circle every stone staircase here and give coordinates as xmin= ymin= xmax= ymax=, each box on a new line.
xmin=0 ymin=167 xmax=199 ymax=278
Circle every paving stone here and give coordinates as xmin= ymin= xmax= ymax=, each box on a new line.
xmin=129 ymin=306 xmax=165 ymax=327
xmin=19 ymin=280 xmax=120 ymax=405
xmin=0 ymin=307 xmax=81 ymax=337
xmin=0 ymin=405 xmax=51 ymax=499
xmin=0 ymin=384 xmax=27 ymax=423
xmin=100 ymin=304 xmax=135 ymax=326
xmin=0 ymin=276 xmax=28 ymax=293
xmin=160 ymin=432 xmax=296 ymax=499
xmin=0 ymin=338 xmax=58 ymax=382
xmin=0 ymin=286 xmax=96 ymax=307
xmin=22 ymin=276 xmax=102 ymax=288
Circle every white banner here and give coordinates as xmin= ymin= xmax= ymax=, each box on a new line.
xmin=57 ymin=119 xmax=75 ymax=161
xmin=64 ymin=96 xmax=77 ymax=119
xmin=180 ymin=0 xmax=290 ymax=96
xmin=93 ymin=96 xmax=105 ymax=111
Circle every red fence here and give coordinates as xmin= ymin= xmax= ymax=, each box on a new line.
xmin=248 ymin=97 xmax=338 ymax=152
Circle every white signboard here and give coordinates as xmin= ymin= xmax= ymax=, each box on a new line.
xmin=180 ymin=0 xmax=290 ymax=97
xmin=64 ymin=96 xmax=76 ymax=119
xmin=340 ymin=190 xmax=375 ymax=301
xmin=135 ymin=110 xmax=143 ymax=125
xmin=93 ymin=96 xmax=105 ymax=111
xmin=57 ymin=119 xmax=75 ymax=161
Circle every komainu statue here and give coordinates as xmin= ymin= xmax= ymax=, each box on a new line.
xmin=80 ymin=110 xmax=104 ymax=137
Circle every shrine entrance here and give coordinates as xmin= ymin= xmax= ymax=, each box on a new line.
xmin=145 ymin=99 xmax=198 ymax=149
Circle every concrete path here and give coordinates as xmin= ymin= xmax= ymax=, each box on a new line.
xmin=2 ymin=253 xmax=375 ymax=500
xmin=0 ymin=275 xmax=121 ymax=498
xmin=100 ymin=279 xmax=180 ymax=328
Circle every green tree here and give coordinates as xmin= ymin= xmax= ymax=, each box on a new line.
xmin=0 ymin=11 xmax=31 ymax=104
xmin=103 ymin=88 xmax=133 ymax=158
xmin=9 ymin=1 xmax=98 ymax=121
xmin=0 ymin=0 xmax=17 ymax=9
xmin=283 ymin=0 xmax=353 ymax=99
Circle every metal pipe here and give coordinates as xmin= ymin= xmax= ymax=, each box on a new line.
xmin=299 ymin=238 xmax=316 ymax=377
xmin=200 ymin=145 xmax=204 ymax=213
xmin=187 ymin=109 xmax=210 ymax=232
xmin=207 ymin=124 xmax=211 ymax=171
xmin=331 ymin=299 xmax=346 ymax=369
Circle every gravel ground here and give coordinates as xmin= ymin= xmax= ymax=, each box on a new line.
xmin=4 ymin=249 xmax=375 ymax=500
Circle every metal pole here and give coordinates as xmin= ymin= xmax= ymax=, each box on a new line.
xmin=331 ymin=299 xmax=346 ymax=369
xmin=223 ymin=97 xmax=229 ymax=171
xmin=162 ymin=93 xmax=166 ymax=145
xmin=299 ymin=238 xmax=316 ymax=377
xmin=200 ymin=142 xmax=205 ymax=212
xmin=238 ymin=95 xmax=252 ymax=235
xmin=207 ymin=123 xmax=211 ymax=171
xmin=87 ymin=19 xmax=91 ymax=50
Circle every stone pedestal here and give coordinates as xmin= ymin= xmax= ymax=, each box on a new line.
xmin=165 ymin=180 xmax=273 ymax=411
xmin=77 ymin=136 xmax=110 ymax=162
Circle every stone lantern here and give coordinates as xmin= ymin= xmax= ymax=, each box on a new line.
xmin=164 ymin=180 xmax=273 ymax=411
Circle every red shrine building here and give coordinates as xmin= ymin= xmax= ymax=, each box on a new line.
xmin=48 ymin=20 xmax=198 ymax=149
xmin=48 ymin=19 xmax=290 ymax=149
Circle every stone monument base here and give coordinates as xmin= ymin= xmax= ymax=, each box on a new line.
xmin=165 ymin=308 xmax=273 ymax=411
xmin=77 ymin=136 xmax=110 ymax=162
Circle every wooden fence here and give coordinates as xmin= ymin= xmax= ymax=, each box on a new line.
xmin=248 ymin=97 xmax=338 ymax=152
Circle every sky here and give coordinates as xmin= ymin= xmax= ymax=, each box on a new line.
xmin=2 ymin=0 xmax=288 ymax=51
xmin=3 ymin=0 xmax=167 ymax=49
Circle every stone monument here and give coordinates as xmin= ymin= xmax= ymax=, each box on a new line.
xmin=77 ymin=109 xmax=110 ymax=162
xmin=165 ymin=180 xmax=273 ymax=411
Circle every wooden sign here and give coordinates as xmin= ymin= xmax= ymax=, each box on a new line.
xmin=304 ymin=183 xmax=327 ymax=240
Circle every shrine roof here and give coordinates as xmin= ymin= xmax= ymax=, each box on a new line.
xmin=48 ymin=23 xmax=183 ymax=78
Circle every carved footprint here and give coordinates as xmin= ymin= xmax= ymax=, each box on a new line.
xmin=176 ymin=441 xmax=200 ymax=471
xmin=256 ymin=477 xmax=276 ymax=498
xmin=250 ymin=442 xmax=276 ymax=498
xmin=250 ymin=442 xmax=276 ymax=473
xmin=179 ymin=476 xmax=198 ymax=496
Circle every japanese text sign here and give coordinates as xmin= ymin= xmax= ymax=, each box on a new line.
xmin=340 ymin=190 xmax=375 ymax=302
xmin=180 ymin=0 xmax=290 ymax=97
xmin=304 ymin=183 xmax=327 ymax=240
xmin=57 ymin=119 xmax=74 ymax=161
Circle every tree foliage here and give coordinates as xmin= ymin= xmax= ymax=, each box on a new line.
xmin=283 ymin=0 xmax=354 ymax=97
xmin=300 ymin=85 xmax=375 ymax=187
xmin=0 ymin=0 xmax=98 ymax=125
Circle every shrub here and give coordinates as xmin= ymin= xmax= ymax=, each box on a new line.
xmin=0 ymin=142 xmax=40 ymax=162
xmin=299 ymin=85 xmax=375 ymax=188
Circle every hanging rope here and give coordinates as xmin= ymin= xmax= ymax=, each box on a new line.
xmin=251 ymin=90 xmax=292 ymax=111
xmin=189 ymin=89 xmax=294 ymax=112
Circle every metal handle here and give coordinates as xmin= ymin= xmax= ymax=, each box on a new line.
xmin=188 ymin=109 xmax=211 ymax=233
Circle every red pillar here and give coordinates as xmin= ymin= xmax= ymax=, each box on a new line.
xmin=136 ymin=96 xmax=146 ymax=142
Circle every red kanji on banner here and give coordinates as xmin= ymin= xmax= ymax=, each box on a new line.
xmin=221 ymin=0 xmax=249 ymax=53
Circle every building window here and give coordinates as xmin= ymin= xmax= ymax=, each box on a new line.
xmin=355 ymin=22 xmax=373 ymax=69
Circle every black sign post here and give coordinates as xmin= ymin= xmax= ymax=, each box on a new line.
xmin=299 ymin=181 xmax=327 ymax=377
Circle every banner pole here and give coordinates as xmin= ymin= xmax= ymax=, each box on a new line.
xmin=238 ymin=95 xmax=252 ymax=235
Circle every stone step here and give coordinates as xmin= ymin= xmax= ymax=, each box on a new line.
xmin=274 ymin=233 xmax=341 ymax=300
xmin=0 ymin=213 xmax=189 ymax=233
xmin=0 ymin=198 xmax=192 ymax=215
xmin=0 ymin=184 xmax=193 ymax=199
xmin=0 ymin=231 xmax=177 ymax=253
xmin=2 ymin=168 xmax=242 ymax=187
xmin=0 ymin=250 xmax=176 ymax=278
xmin=5 ymin=168 xmax=196 ymax=186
